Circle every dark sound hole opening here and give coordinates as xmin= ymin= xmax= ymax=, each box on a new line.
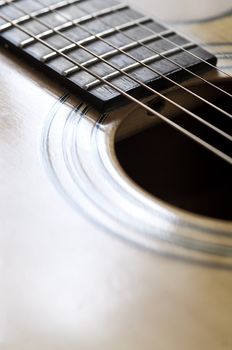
xmin=115 ymin=81 xmax=232 ymax=221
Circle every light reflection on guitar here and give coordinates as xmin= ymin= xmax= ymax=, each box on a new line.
xmin=0 ymin=1 xmax=231 ymax=349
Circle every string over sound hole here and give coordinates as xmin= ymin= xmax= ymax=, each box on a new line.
xmin=116 ymin=80 xmax=232 ymax=221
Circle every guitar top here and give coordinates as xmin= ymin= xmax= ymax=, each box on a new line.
xmin=0 ymin=1 xmax=231 ymax=349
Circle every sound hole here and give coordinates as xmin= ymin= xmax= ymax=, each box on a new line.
xmin=115 ymin=80 xmax=232 ymax=221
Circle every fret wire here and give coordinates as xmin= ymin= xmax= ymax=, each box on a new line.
xmin=65 ymin=41 xmax=189 ymax=78
xmin=2 ymin=1 xmax=232 ymax=83
xmin=0 ymin=10 xmax=231 ymax=165
xmin=47 ymin=41 xmax=133 ymax=66
xmin=85 ymin=43 xmax=195 ymax=88
xmin=44 ymin=0 xmax=232 ymax=94
xmin=3 ymin=0 xmax=83 ymax=24
xmin=134 ymin=15 xmax=232 ymax=81
xmin=119 ymin=21 xmax=232 ymax=98
xmin=0 ymin=21 xmax=9 ymax=31
xmin=43 ymin=28 xmax=172 ymax=63
xmin=3 ymin=0 xmax=232 ymax=125
xmin=0 ymin=1 xmax=128 ymax=32
xmin=30 ymin=0 xmax=232 ymax=121
xmin=20 ymin=16 xmax=151 ymax=49
xmin=64 ymin=30 xmax=173 ymax=75
xmin=30 ymin=0 xmax=232 ymax=83
xmin=3 ymin=0 xmax=232 ymax=138
xmin=69 ymin=5 xmax=232 ymax=111
xmin=50 ymin=0 xmax=232 ymax=104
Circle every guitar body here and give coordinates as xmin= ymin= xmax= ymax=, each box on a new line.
xmin=0 ymin=1 xmax=231 ymax=349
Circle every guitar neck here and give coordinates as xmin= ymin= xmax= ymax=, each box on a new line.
xmin=0 ymin=0 xmax=216 ymax=110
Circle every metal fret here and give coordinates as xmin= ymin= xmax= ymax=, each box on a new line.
xmin=1 ymin=0 xmax=82 ymax=25
xmin=21 ymin=15 xmax=150 ymax=49
xmin=40 ymin=17 xmax=155 ymax=62
xmin=0 ymin=0 xmax=216 ymax=111
xmin=63 ymin=29 xmax=173 ymax=75
xmin=19 ymin=21 xmax=79 ymax=46
xmin=85 ymin=43 xmax=196 ymax=89
xmin=32 ymin=0 xmax=83 ymax=16
xmin=0 ymin=1 xmax=127 ymax=33
xmin=65 ymin=43 xmax=138 ymax=74
xmin=0 ymin=19 xmax=9 ymax=31
xmin=2 ymin=1 xmax=231 ymax=166
xmin=17 ymin=3 xmax=129 ymax=47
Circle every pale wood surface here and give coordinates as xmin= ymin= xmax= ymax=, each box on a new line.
xmin=0 ymin=1 xmax=232 ymax=349
xmin=129 ymin=0 xmax=231 ymax=22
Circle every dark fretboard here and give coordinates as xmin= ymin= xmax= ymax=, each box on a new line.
xmin=0 ymin=0 xmax=216 ymax=110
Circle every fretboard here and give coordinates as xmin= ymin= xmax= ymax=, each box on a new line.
xmin=0 ymin=0 xmax=216 ymax=110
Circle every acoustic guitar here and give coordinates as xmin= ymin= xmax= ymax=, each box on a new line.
xmin=0 ymin=0 xmax=231 ymax=349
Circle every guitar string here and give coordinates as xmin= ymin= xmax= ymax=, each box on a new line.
xmin=34 ymin=0 xmax=232 ymax=121
xmin=5 ymin=0 xmax=232 ymax=83
xmin=137 ymin=11 xmax=232 ymax=79
xmin=6 ymin=0 xmax=232 ymax=129
xmin=3 ymin=0 xmax=232 ymax=126
xmin=0 ymin=11 xmax=231 ymax=165
xmin=3 ymin=0 xmax=232 ymax=140
xmin=8 ymin=0 xmax=232 ymax=102
xmin=1 ymin=3 xmax=232 ymax=153
xmin=38 ymin=0 xmax=232 ymax=100
xmin=77 ymin=3 xmax=232 ymax=97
